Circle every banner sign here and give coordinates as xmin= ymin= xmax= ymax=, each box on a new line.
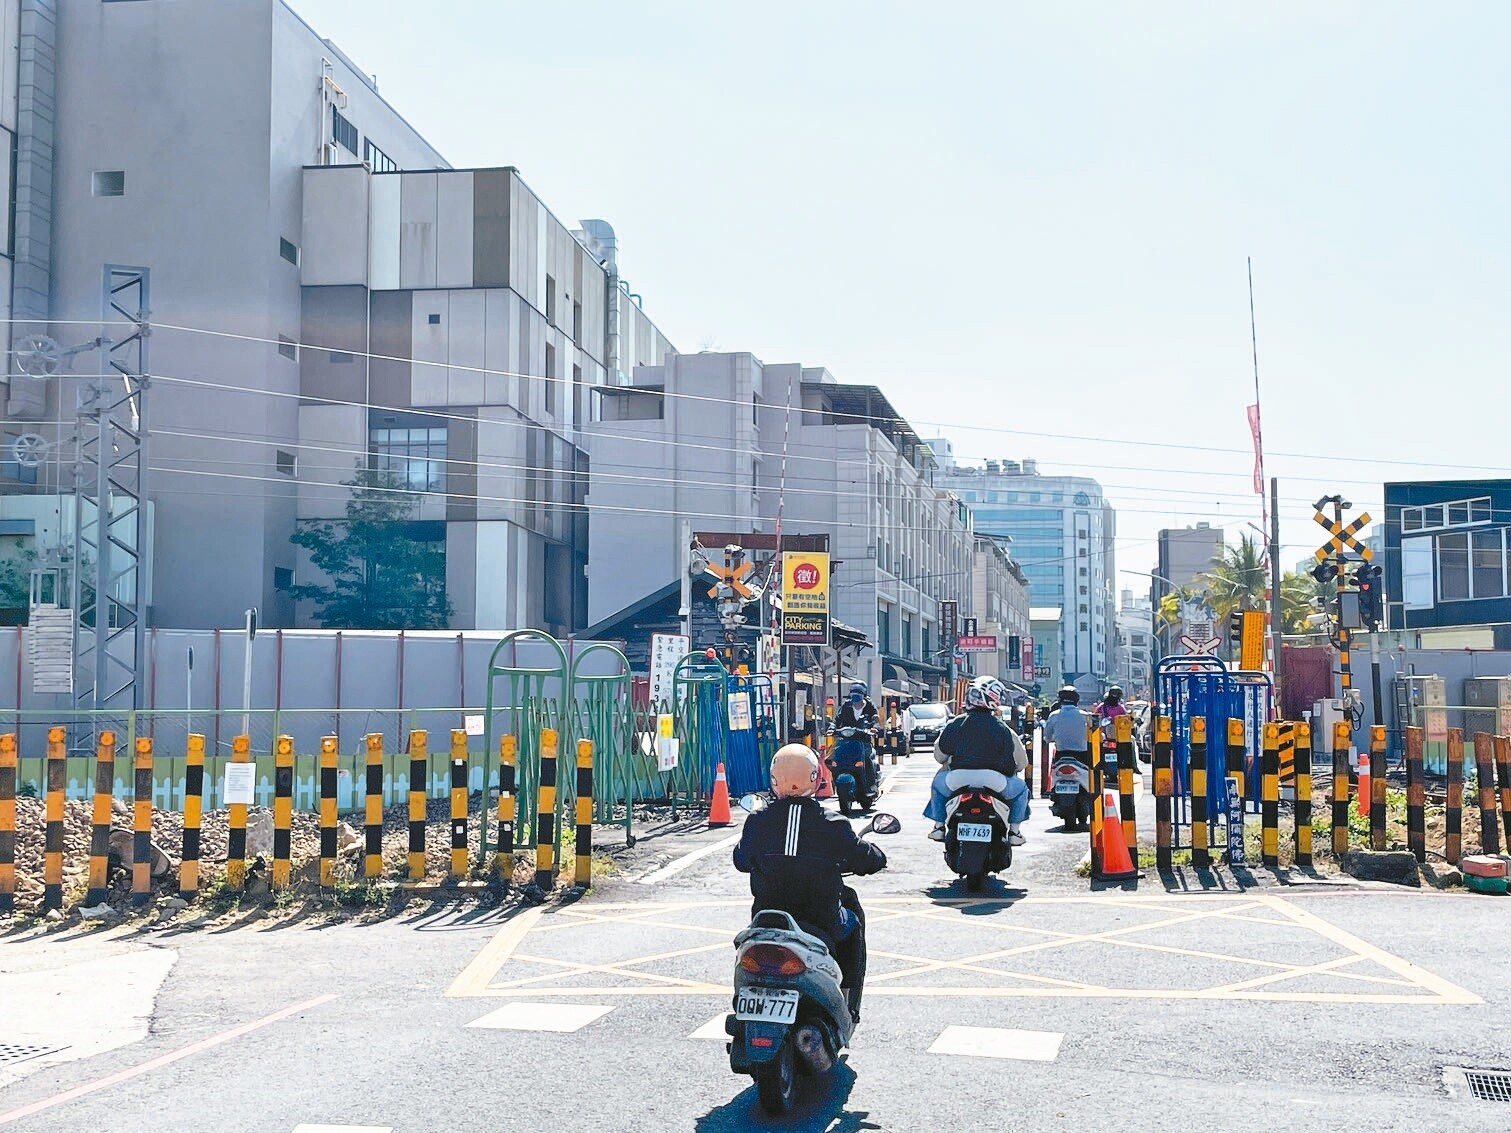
xmin=957 ymin=635 xmax=998 ymax=652
xmin=780 ymin=552 xmax=830 ymax=645
xmin=649 ymin=633 xmax=688 ymax=705
xmin=939 ymin=600 xmax=958 ymax=647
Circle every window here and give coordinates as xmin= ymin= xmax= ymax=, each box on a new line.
xmin=92 ymin=170 xmax=125 ymax=197
xmin=1472 ymin=498 xmax=1493 ymax=524
xmin=1402 ymin=537 xmax=1434 ymax=609
xmin=273 ymin=567 xmax=294 ymax=591
xmin=277 ymin=335 xmax=298 ymax=361
xmin=363 ymin=138 xmax=397 ymax=172
xmin=1472 ymin=529 xmax=1504 ymax=598
xmin=332 ymin=107 xmax=358 ymax=154
xmin=276 ymin=450 xmax=296 ymax=477
xmin=428 ymin=313 xmax=441 ymax=325
xmin=572 ymin=301 xmax=582 ymax=345
xmin=545 ymin=275 xmax=556 ymax=322
xmin=279 ymin=238 xmax=299 ymax=265
xmin=544 ymin=343 xmax=557 ymax=415
xmin=572 ymin=363 xmax=585 ymax=425
xmin=329 ymin=351 xmax=355 ymax=364
xmin=1438 ymin=532 xmax=1469 ymax=601
xmin=370 ymin=424 xmax=447 ymax=492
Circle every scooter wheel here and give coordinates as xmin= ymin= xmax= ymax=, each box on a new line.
xmin=754 ymin=1037 xmax=798 ymax=1115
xmin=965 ymin=871 xmax=986 ymax=893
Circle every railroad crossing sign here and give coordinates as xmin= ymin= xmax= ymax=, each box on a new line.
xmin=705 ymin=556 xmax=759 ymax=599
xmin=1313 ymin=510 xmax=1372 ymax=562
xmin=1179 ymin=633 xmax=1221 ymax=655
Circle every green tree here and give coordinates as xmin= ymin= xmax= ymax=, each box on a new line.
xmin=289 ymin=464 xmax=451 ymax=629
xmin=1279 ymin=569 xmax=1330 ymax=635
xmin=0 ymin=545 xmax=34 ymax=622
xmin=1197 ymin=535 xmax=1270 ymax=622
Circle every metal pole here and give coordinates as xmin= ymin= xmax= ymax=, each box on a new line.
xmin=679 ymin=520 xmax=692 ymax=643
xmin=1269 ymin=476 xmax=1283 ymax=701
xmin=241 ymin=608 xmax=257 ymax=739
xmin=186 ymin=645 xmax=194 ymax=742
xmin=1370 ymin=630 xmax=1384 ymax=730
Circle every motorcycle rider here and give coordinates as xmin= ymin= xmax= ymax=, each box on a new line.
xmin=832 ymin=681 xmax=881 ymax=795
xmin=925 ymin=675 xmax=1029 ymax=844
xmin=1043 ymin=684 xmax=1092 ymax=764
xmin=1094 ymin=685 xmax=1128 ymax=727
xmin=734 ymin=744 xmax=888 ymax=1022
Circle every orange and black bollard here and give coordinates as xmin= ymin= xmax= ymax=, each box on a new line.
xmin=1473 ymin=732 xmax=1500 ymax=855
xmin=1116 ymin=715 xmax=1136 ymax=861
xmin=1087 ymin=718 xmax=1104 ymax=876
xmin=226 ymin=734 xmax=252 ymax=889
xmin=408 ymin=730 xmax=428 ymax=882
xmin=1445 ymin=728 xmax=1463 ymax=867
xmin=1331 ymin=721 xmax=1351 ymax=857
xmin=1260 ymin=723 xmax=1279 ymax=869
xmin=496 ymin=734 xmax=516 ymax=882
xmin=1190 ymin=717 xmax=1210 ymax=870
xmin=132 ymin=738 xmax=154 ymax=907
xmin=574 ymin=738 xmax=594 ymax=888
xmin=180 ymin=734 xmax=206 ymax=902
xmin=43 ymin=726 xmax=66 ymax=911
xmin=0 ymin=733 xmax=16 ymax=912
xmin=1369 ymin=725 xmax=1387 ymax=852
xmin=1294 ymin=722 xmax=1313 ymax=868
xmin=449 ymin=729 xmax=469 ymax=880
xmin=86 ymin=731 xmax=118 ymax=906
xmin=1497 ymin=734 xmax=1511 ymax=849
xmin=1152 ymin=716 xmax=1173 ymax=870
xmin=1405 ymin=725 xmax=1426 ymax=864
xmin=363 ymin=732 xmax=384 ymax=879
xmin=271 ymin=736 xmax=294 ymax=890
xmin=535 ymin=728 xmax=559 ymax=890
xmin=319 ymin=736 xmax=339 ymax=887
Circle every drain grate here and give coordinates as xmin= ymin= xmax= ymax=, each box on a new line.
xmin=0 ymin=1042 xmax=64 ymax=1068
xmin=1464 ymin=1070 xmax=1511 ymax=1103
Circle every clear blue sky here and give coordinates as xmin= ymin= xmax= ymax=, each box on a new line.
xmin=295 ymin=0 xmax=1511 ymax=589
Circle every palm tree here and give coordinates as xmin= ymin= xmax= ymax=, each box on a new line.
xmin=1198 ymin=536 xmax=1269 ymax=622
xmin=1279 ymin=569 xmax=1330 ymax=635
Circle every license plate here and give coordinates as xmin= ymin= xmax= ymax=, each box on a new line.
xmin=1054 ymin=780 xmax=1081 ymax=795
xmin=734 ymin=988 xmax=799 ymax=1024
xmin=956 ymin=822 xmax=993 ymax=842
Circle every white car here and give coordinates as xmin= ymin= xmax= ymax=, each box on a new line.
xmin=904 ymin=701 xmax=951 ymax=748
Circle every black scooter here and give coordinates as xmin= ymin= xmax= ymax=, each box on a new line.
xmin=828 ymin=727 xmax=879 ymax=816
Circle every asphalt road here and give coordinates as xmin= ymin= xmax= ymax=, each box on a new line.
xmin=2 ymin=753 xmax=1509 ymax=1132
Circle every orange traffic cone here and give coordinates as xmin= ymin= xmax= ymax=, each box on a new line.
xmin=1356 ymin=765 xmax=1370 ymax=821
xmin=708 ymin=762 xmax=732 ymax=827
xmin=1098 ymin=788 xmax=1138 ymax=879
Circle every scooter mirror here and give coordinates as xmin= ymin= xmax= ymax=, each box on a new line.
xmin=737 ymin=793 xmax=765 ymax=813
xmin=870 ymin=813 xmax=901 ymax=835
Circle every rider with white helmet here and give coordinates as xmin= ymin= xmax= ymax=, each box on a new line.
xmin=924 ymin=675 xmax=1029 ymax=843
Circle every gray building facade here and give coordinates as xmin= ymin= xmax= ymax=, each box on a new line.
xmin=1152 ymin=523 xmax=1225 ymax=657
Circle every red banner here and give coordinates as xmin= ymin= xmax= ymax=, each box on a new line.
xmin=1246 ymin=403 xmax=1263 ymax=494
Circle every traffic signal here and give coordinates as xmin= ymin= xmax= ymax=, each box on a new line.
xmin=1229 ymin=611 xmax=1244 ymax=651
xmin=1353 ymin=564 xmax=1383 ymax=631
xmin=1311 ymin=560 xmax=1337 ymax=585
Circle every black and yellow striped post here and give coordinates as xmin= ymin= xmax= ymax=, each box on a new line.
xmin=1261 ymin=723 xmax=1279 ymax=869
xmin=1087 ymin=717 xmax=1104 ymax=877
xmin=449 ymin=729 xmax=469 ymax=880
xmin=319 ymin=736 xmax=339 ymax=887
xmin=1473 ymin=732 xmax=1500 ymax=855
xmin=363 ymin=732 xmax=384 ymax=879
xmin=496 ymin=734 xmax=516 ymax=883
xmin=1497 ymin=734 xmax=1511 ymax=849
xmin=1115 ymin=714 xmax=1136 ymax=861
xmin=1277 ymin=722 xmax=1295 ymax=794
xmin=132 ymin=738 xmax=154 ymax=907
xmin=574 ymin=738 xmax=594 ymax=887
xmin=1338 ymin=626 xmax=1352 ymax=697
xmin=1445 ymin=727 xmax=1463 ymax=867
xmin=1369 ymin=725 xmax=1387 ymax=852
xmin=408 ymin=730 xmax=428 ymax=882
xmin=1405 ymin=725 xmax=1426 ymax=864
xmin=1152 ymin=716 xmax=1173 ymax=870
xmin=1190 ymin=717 xmax=1210 ymax=870
xmin=86 ymin=730 xmax=118 ymax=906
xmin=226 ymin=734 xmax=251 ymax=890
xmin=1330 ymin=721 xmax=1351 ymax=856
xmin=1226 ymin=718 xmax=1246 ymax=804
xmin=270 ymin=735 xmax=294 ymax=891
xmin=1295 ymin=722 xmax=1313 ymax=867
xmin=535 ymin=727 xmax=559 ymax=890
xmin=180 ymin=734 xmax=206 ymax=902
xmin=0 ymin=733 xmax=16 ymax=913
xmin=43 ymin=726 xmax=65 ymax=911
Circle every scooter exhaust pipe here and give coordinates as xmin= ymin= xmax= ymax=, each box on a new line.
xmin=794 ymin=1024 xmax=833 ymax=1073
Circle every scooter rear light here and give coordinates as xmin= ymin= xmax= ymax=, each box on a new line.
xmin=739 ymin=944 xmax=807 ymax=977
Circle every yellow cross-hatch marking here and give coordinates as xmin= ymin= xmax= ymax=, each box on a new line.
xmin=445 ymin=893 xmax=1479 ymax=1006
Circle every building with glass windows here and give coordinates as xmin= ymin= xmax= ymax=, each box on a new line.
xmin=927 ymin=445 xmax=1116 ymax=690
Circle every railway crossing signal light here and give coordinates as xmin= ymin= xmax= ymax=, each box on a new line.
xmin=1353 ymin=564 xmax=1383 ymax=632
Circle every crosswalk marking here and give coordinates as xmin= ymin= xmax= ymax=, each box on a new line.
xmin=465 ymin=1002 xmax=615 ymax=1033
xmin=688 ymin=1013 xmax=731 ymax=1040
xmin=927 ymin=1025 xmax=1064 ymax=1062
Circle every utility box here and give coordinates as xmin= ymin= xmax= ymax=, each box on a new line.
xmin=1396 ymin=675 xmax=1448 ymax=774
xmin=1464 ymin=677 xmax=1511 ymax=739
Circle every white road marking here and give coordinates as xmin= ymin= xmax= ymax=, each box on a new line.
xmin=292 ymin=1126 xmax=393 ymax=1132
xmin=927 ymin=1025 xmax=1064 ymax=1062
xmin=688 ymin=1013 xmax=731 ymax=1040
xmin=637 ymin=832 xmax=741 ymax=886
xmin=465 ymin=1002 xmax=615 ymax=1033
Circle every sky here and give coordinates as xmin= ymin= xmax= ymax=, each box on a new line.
xmin=294 ymin=0 xmax=1511 ymax=597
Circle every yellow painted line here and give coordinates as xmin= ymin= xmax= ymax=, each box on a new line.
xmin=444 ymin=906 xmax=544 ymax=998
xmin=448 ymin=984 xmax=1463 ymax=1003
xmin=1259 ymin=895 xmax=1481 ymax=1005
xmin=492 ymin=946 xmax=727 ymax=991
xmin=1206 ymin=954 xmax=1367 ymax=995
xmin=868 ymin=949 xmax=1099 ymax=992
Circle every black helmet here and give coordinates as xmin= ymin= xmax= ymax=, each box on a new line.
xmin=1058 ymin=685 xmax=1080 ymax=706
xmin=1105 ymin=686 xmax=1123 ymax=704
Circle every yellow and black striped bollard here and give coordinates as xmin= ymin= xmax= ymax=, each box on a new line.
xmin=271 ymin=736 xmax=294 ymax=890
xmin=0 ymin=733 xmax=16 ymax=912
xmin=1331 ymin=721 xmax=1351 ymax=856
xmin=1226 ymin=718 xmax=1246 ymax=806
xmin=1260 ymin=723 xmax=1279 ymax=869
xmin=226 ymin=734 xmax=251 ymax=889
xmin=1445 ymin=727 xmax=1463 ymax=867
xmin=1116 ymin=714 xmax=1136 ymax=861
xmin=408 ymin=730 xmax=428 ymax=882
xmin=1473 ymin=732 xmax=1500 ymax=855
xmin=1277 ymin=722 xmax=1295 ymax=795
xmin=132 ymin=738 xmax=154 ymax=907
xmin=1087 ymin=718 xmax=1103 ymax=878
xmin=43 ymin=726 xmax=66 ymax=911
xmin=449 ymin=729 xmax=469 ymax=880
xmin=319 ymin=736 xmax=339 ymax=887
xmin=496 ymin=734 xmax=516 ymax=883
xmin=1405 ymin=725 xmax=1426 ymax=864
xmin=86 ymin=731 xmax=117 ymax=906
xmin=181 ymin=734 xmax=206 ymax=902
xmin=574 ymin=738 xmax=594 ymax=888
xmin=363 ymin=733 xmax=384 ymax=879
xmin=1370 ymin=725 xmax=1388 ymax=852
xmin=535 ymin=727 xmax=559 ymax=890
xmin=1190 ymin=717 xmax=1210 ymax=870
xmin=1152 ymin=717 xmax=1173 ymax=870
xmin=1497 ymin=734 xmax=1511 ymax=849
xmin=1294 ymin=723 xmax=1313 ymax=867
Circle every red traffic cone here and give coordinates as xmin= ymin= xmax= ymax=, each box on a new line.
xmin=1356 ymin=765 xmax=1370 ymax=821
xmin=1098 ymin=788 xmax=1138 ymax=880
xmin=708 ymin=762 xmax=732 ymax=827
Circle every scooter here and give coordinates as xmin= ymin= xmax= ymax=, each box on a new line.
xmin=942 ymin=770 xmax=1015 ymax=892
xmin=1048 ymin=752 xmax=1093 ymax=830
xmin=726 ymin=797 xmax=900 ymax=1116
xmin=828 ymin=726 xmax=879 ymax=816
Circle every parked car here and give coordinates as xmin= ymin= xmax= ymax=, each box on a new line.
xmin=904 ymin=701 xmax=951 ymax=748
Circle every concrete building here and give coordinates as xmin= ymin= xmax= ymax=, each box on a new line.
xmin=968 ymin=535 xmax=1032 ymax=684
xmin=1152 ymin=523 xmax=1225 ymax=657
xmin=1115 ymin=588 xmax=1153 ymax=694
xmin=0 ymin=0 xmax=672 ymax=634
xmin=585 ymin=352 xmax=975 ymax=697
xmin=929 ymin=444 xmax=1116 ymax=688
xmin=1029 ymin=606 xmax=1062 ymax=691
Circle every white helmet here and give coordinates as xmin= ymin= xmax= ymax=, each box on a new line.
xmin=964 ymin=675 xmax=1007 ymax=711
xmin=769 ymin=744 xmax=821 ymax=799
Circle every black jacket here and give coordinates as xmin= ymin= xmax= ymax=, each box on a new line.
xmin=733 ymin=796 xmax=886 ymax=938
xmin=937 ymin=709 xmax=1021 ymax=777
xmin=836 ymin=699 xmax=878 ymax=731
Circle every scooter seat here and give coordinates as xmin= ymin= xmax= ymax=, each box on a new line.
xmin=945 ymin=769 xmax=1010 ymax=795
xmin=735 ymin=910 xmax=833 ymax=956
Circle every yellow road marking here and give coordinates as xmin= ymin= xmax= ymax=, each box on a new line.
xmin=444 ymin=906 xmax=544 ymax=998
